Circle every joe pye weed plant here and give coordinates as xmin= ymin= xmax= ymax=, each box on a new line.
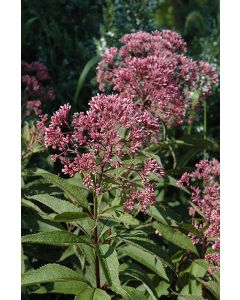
xmin=21 ymin=30 xmax=220 ymax=300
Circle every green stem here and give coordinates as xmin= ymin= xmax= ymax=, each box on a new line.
xmin=203 ymin=101 xmax=207 ymax=159
xmin=188 ymin=123 xmax=193 ymax=135
xmin=160 ymin=119 xmax=177 ymax=169
xmin=169 ymin=144 xmax=177 ymax=169
xmin=161 ymin=119 xmax=167 ymax=141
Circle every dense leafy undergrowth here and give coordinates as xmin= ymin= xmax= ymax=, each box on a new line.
xmin=21 ymin=3 xmax=219 ymax=299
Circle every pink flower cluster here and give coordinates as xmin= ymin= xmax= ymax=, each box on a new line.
xmin=22 ymin=61 xmax=55 ymax=117
xmin=124 ymin=182 xmax=156 ymax=212
xmin=140 ymin=158 xmax=165 ymax=182
xmin=178 ymin=159 xmax=220 ymax=268
xmin=43 ymin=94 xmax=164 ymax=210
xmin=97 ymin=30 xmax=217 ymax=125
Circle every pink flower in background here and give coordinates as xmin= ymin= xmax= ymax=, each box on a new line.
xmin=97 ymin=30 xmax=217 ymax=125
xmin=44 ymin=94 xmax=164 ymax=210
xmin=22 ymin=61 xmax=55 ymax=118
xmin=178 ymin=159 xmax=220 ymax=270
xmin=26 ymin=100 xmax=42 ymax=116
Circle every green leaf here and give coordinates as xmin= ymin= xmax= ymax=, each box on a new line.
xmin=153 ymin=222 xmax=199 ymax=255
xmin=123 ymin=265 xmax=158 ymax=300
xmin=77 ymin=244 xmax=95 ymax=277
xmin=21 ymin=245 xmax=27 ymax=275
xmin=22 ymin=231 xmax=91 ymax=247
xmin=73 ymin=55 xmax=101 ymax=105
xmin=28 ymin=194 xmax=80 ymax=214
xmin=75 ymin=288 xmax=111 ymax=300
xmin=96 ymin=244 xmax=122 ymax=292
xmin=67 ymin=173 xmax=88 ymax=190
xmin=78 ymin=217 xmax=95 ymax=237
xmin=178 ymin=223 xmax=203 ymax=239
xmin=148 ymin=205 xmax=182 ymax=226
xmin=177 ymin=148 xmax=200 ymax=168
xmin=189 ymin=259 xmax=210 ymax=278
xmin=22 ymin=263 xmax=84 ymax=287
xmin=32 ymin=280 xmax=88 ymax=295
xmin=36 ymin=171 xmax=89 ymax=208
xmin=22 ymin=17 xmax=38 ymax=44
xmin=121 ymin=286 xmax=148 ymax=300
xmin=121 ymin=158 xmax=144 ymax=166
xmin=177 ymin=260 xmax=210 ymax=297
xmin=121 ymin=245 xmax=169 ymax=281
xmin=147 ymin=206 xmax=169 ymax=225
xmin=100 ymin=212 xmax=140 ymax=228
xmin=22 ymin=122 xmax=31 ymax=143
xmin=22 ymin=198 xmax=54 ymax=221
xmin=177 ymin=295 xmax=204 ymax=300
xmin=164 ymin=175 xmax=190 ymax=193
xmin=115 ymin=213 xmax=140 ymax=226
xmin=156 ymin=280 xmax=170 ymax=298
xmin=58 ymin=246 xmax=75 ymax=262
xmin=53 ymin=212 xmax=90 ymax=222
xmin=118 ymin=235 xmax=173 ymax=268
xmin=197 ymin=279 xmax=220 ymax=299
xmin=181 ymin=135 xmax=219 ymax=151
xmin=213 ymin=270 xmax=220 ymax=282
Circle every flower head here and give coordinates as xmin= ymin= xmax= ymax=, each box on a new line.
xmin=97 ymin=30 xmax=217 ymax=125
xmin=43 ymin=94 xmax=164 ymax=211
xmin=178 ymin=159 xmax=220 ymax=269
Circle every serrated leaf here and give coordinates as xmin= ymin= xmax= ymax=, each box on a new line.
xmin=156 ymin=280 xmax=170 ymax=298
xmin=66 ymin=173 xmax=88 ymax=191
xmin=58 ymin=246 xmax=75 ymax=262
xmin=121 ymin=245 xmax=169 ymax=281
xmin=105 ymin=167 xmax=126 ymax=177
xmin=153 ymin=222 xmax=199 ymax=255
xmin=148 ymin=205 xmax=182 ymax=226
xmin=122 ymin=158 xmax=144 ymax=166
xmin=197 ymin=279 xmax=220 ymax=299
xmin=53 ymin=212 xmax=90 ymax=222
xmin=22 ymin=263 xmax=84 ymax=287
xmin=115 ymin=213 xmax=140 ymax=226
xmin=36 ymin=171 xmax=89 ymax=208
xmin=177 ymin=295 xmax=204 ymax=300
xmin=190 ymin=259 xmax=210 ymax=277
xmin=32 ymin=280 xmax=88 ymax=295
xmin=22 ymin=231 xmax=91 ymax=247
xmin=75 ymin=288 xmax=111 ymax=300
xmin=77 ymin=244 xmax=95 ymax=278
xmin=213 ymin=270 xmax=220 ymax=282
xmin=121 ymin=286 xmax=148 ymax=300
xmin=96 ymin=244 xmax=122 ymax=292
xmin=100 ymin=212 xmax=140 ymax=228
xmin=178 ymin=223 xmax=203 ymax=239
xmin=118 ymin=235 xmax=173 ymax=268
xmin=28 ymin=194 xmax=80 ymax=214
xmin=123 ymin=266 xmax=158 ymax=300
xmin=22 ymin=198 xmax=54 ymax=221
xmin=22 ymin=122 xmax=30 ymax=143
xmin=147 ymin=206 xmax=169 ymax=225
